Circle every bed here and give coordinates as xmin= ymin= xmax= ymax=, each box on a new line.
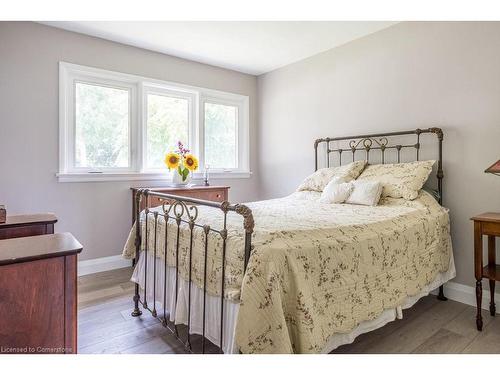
xmin=122 ymin=127 xmax=455 ymax=354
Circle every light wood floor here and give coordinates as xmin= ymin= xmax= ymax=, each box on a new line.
xmin=78 ymin=267 xmax=500 ymax=354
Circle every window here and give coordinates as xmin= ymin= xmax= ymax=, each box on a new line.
xmin=59 ymin=62 xmax=249 ymax=182
xmin=145 ymin=91 xmax=191 ymax=170
xmin=204 ymin=102 xmax=238 ymax=169
xmin=75 ymin=82 xmax=130 ymax=169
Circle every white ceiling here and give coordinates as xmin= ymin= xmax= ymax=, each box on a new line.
xmin=41 ymin=21 xmax=397 ymax=75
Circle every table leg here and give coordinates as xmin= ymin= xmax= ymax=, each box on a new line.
xmin=490 ymin=280 xmax=496 ymax=316
xmin=474 ymin=222 xmax=483 ymax=331
xmin=476 ymin=280 xmax=483 ymax=330
xmin=488 ymin=235 xmax=496 ymax=316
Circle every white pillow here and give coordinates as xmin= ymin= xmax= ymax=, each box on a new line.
xmin=297 ymin=161 xmax=367 ymax=192
xmin=345 ymin=180 xmax=383 ymax=206
xmin=319 ymin=179 xmax=354 ymax=204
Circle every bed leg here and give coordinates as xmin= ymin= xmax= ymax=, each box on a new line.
xmin=132 ymin=189 xmax=143 ymax=317
xmin=132 ymin=283 xmax=142 ymax=317
xmin=437 ymin=285 xmax=448 ymax=301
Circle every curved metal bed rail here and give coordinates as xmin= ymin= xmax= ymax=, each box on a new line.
xmin=130 ymin=188 xmax=254 ymax=353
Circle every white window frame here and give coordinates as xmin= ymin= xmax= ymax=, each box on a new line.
xmin=142 ymin=85 xmax=198 ymax=173
xmin=200 ymin=94 xmax=249 ymax=174
xmin=58 ymin=62 xmax=251 ymax=182
xmin=59 ymin=64 xmax=139 ymax=174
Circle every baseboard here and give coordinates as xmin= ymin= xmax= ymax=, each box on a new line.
xmin=78 ymin=254 xmax=131 ymax=276
xmin=433 ymin=281 xmax=500 ymax=312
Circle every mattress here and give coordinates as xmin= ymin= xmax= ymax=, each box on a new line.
xmin=123 ymin=190 xmax=453 ymax=353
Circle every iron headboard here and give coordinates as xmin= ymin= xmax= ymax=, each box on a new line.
xmin=314 ymin=127 xmax=444 ymax=204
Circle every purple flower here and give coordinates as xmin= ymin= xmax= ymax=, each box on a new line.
xmin=175 ymin=141 xmax=191 ymax=156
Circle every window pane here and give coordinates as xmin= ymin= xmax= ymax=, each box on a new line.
xmin=204 ymin=103 xmax=237 ymax=169
xmin=147 ymin=94 xmax=189 ymax=169
xmin=75 ymin=82 xmax=130 ymax=168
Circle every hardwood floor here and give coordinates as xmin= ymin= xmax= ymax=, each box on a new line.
xmin=78 ymin=267 xmax=189 ymax=354
xmin=78 ymin=267 xmax=500 ymax=354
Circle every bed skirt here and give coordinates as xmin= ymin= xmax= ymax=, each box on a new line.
xmin=131 ymin=251 xmax=456 ymax=354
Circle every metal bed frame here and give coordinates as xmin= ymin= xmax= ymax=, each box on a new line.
xmin=130 ymin=127 xmax=447 ymax=354
xmin=130 ymin=193 xmax=254 ymax=353
xmin=314 ymin=127 xmax=447 ymax=301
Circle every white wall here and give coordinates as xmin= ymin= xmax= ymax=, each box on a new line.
xmin=257 ymin=21 xmax=500 ymax=287
xmin=0 ymin=22 xmax=258 ymax=261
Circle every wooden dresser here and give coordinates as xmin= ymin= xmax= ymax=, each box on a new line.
xmin=0 ymin=213 xmax=57 ymax=240
xmin=131 ymin=185 xmax=230 ymax=223
xmin=0 ymin=232 xmax=82 ymax=354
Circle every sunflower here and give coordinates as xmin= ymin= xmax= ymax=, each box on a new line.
xmin=183 ymin=154 xmax=199 ymax=171
xmin=164 ymin=152 xmax=180 ymax=170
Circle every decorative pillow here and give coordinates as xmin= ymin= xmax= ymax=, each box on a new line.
xmin=345 ymin=180 xmax=383 ymax=206
xmin=319 ymin=179 xmax=354 ymax=204
xmin=355 ymin=160 xmax=435 ymax=200
xmin=297 ymin=160 xmax=367 ymax=192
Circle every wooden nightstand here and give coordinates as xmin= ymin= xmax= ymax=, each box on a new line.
xmin=0 ymin=213 xmax=57 ymax=240
xmin=130 ymin=185 xmax=230 ymax=224
xmin=471 ymin=212 xmax=500 ymax=331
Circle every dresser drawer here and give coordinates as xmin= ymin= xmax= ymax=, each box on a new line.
xmin=139 ymin=186 xmax=229 ymax=212
xmin=0 ymin=224 xmax=48 ymax=240
xmin=148 ymin=195 xmax=173 ymax=208
xmin=192 ymin=189 xmax=227 ymax=202
xmin=0 ymin=214 xmax=56 ymax=240
xmin=202 ymin=190 xmax=227 ymax=202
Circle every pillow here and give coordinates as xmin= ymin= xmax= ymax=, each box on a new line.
xmin=319 ymin=179 xmax=354 ymax=204
xmin=345 ymin=180 xmax=383 ymax=206
xmin=297 ymin=160 xmax=367 ymax=192
xmin=355 ymin=160 xmax=435 ymax=200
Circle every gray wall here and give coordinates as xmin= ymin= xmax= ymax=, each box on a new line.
xmin=2 ymin=21 xmax=500 ymax=288
xmin=257 ymin=21 xmax=500 ymax=287
xmin=0 ymin=22 xmax=258 ymax=261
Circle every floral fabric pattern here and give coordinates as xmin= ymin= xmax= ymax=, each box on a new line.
xmin=297 ymin=160 xmax=367 ymax=192
xmin=356 ymin=160 xmax=435 ymax=200
xmin=123 ymin=189 xmax=452 ymax=353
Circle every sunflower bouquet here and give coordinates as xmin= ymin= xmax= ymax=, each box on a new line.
xmin=164 ymin=141 xmax=199 ymax=184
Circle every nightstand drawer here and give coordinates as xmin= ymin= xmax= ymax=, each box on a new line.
xmin=482 ymin=222 xmax=500 ymax=236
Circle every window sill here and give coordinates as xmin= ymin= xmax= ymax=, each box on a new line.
xmin=56 ymin=171 xmax=252 ymax=183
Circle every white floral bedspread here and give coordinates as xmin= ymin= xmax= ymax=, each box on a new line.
xmin=122 ymin=190 xmax=452 ymax=353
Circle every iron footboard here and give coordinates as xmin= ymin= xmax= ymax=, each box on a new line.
xmin=130 ymin=188 xmax=254 ymax=353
